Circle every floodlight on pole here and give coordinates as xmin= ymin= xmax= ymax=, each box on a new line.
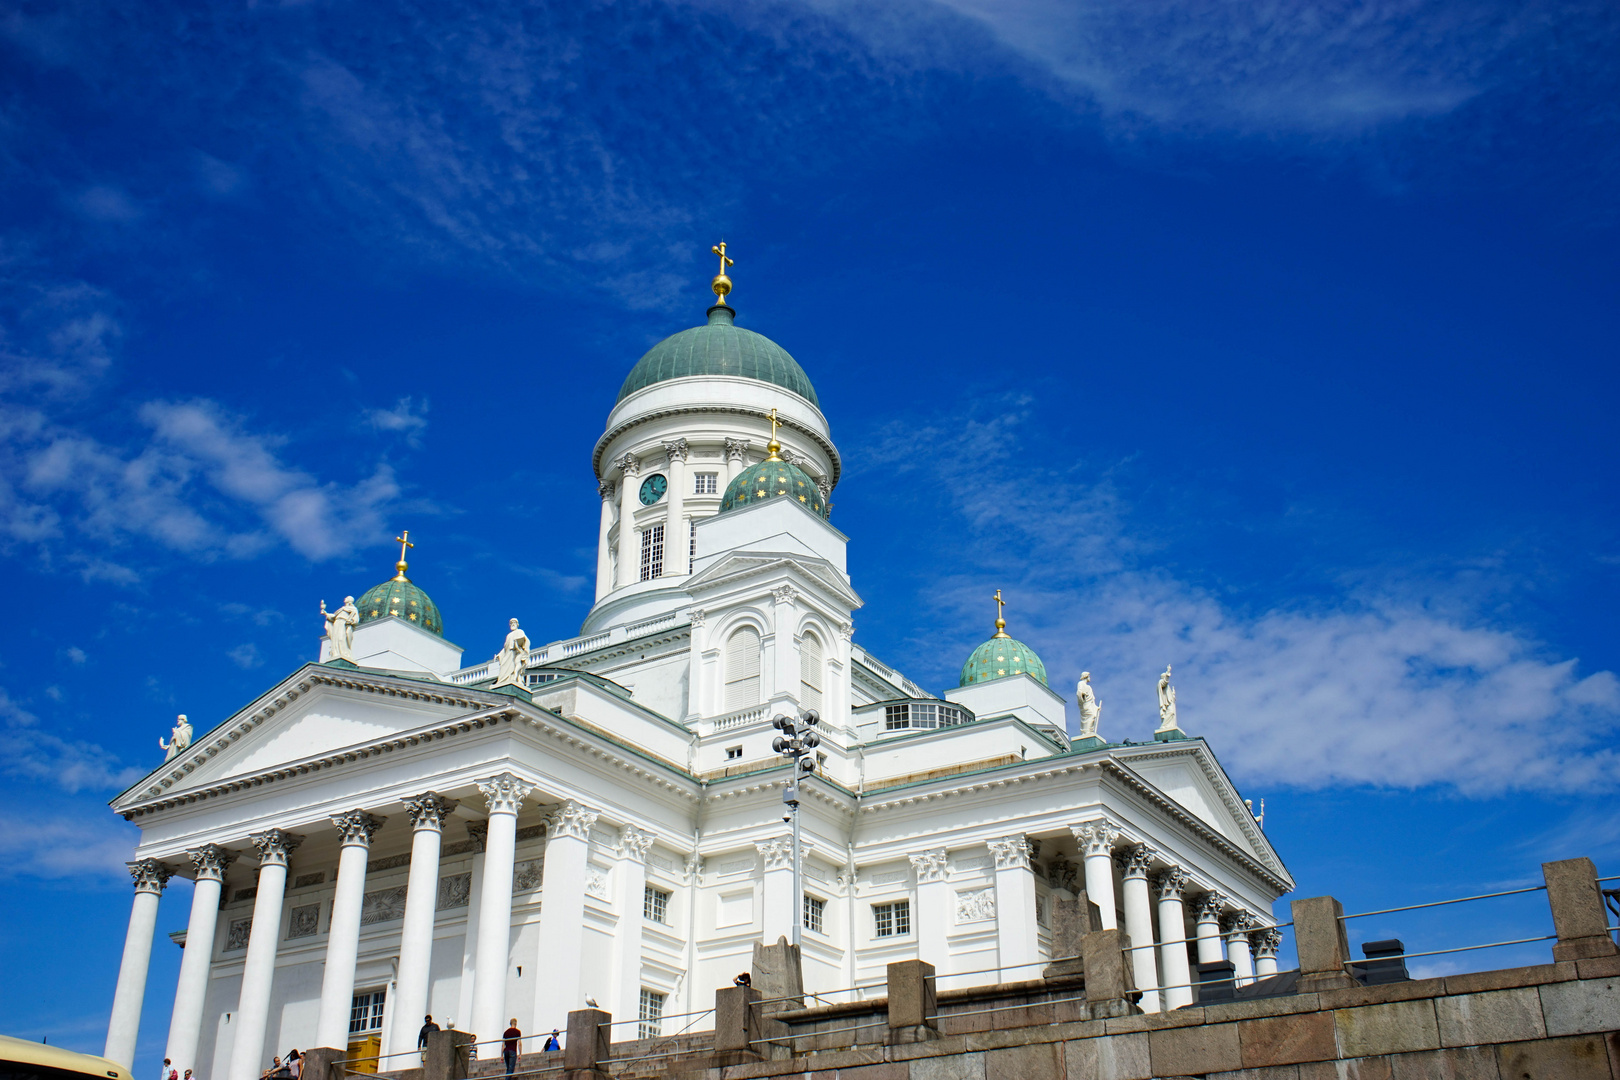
xmin=771 ymin=707 xmax=820 ymax=948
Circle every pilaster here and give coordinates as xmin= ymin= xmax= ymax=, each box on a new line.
xmin=908 ymin=849 xmax=950 ymax=974
xmin=988 ymin=836 xmax=1040 ymax=977
xmin=611 ymin=825 xmax=655 ymax=1022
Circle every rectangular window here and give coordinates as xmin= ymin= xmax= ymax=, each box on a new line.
xmin=638 ymin=988 xmax=666 ymax=1041
xmin=803 ymin=894 xmax=825 ymax=934
xmin=689 ymin=517 xmax=697 ymax=574
xmin=639 ymin=524 xmax=664 ymax=581
xmin=884 ymin=704 xmax=909 ymax=730
xmin=799 ymin=634 xmax=823 ymax=712
xmin=349 ymin=989 xmax=386 ymax=1034
xmin=643 ymin=885 xmax=670 ymax=924
xmin=694 ymin=472 xmax=718 ymax=495
xmin=725 ymin=746 xmax=743 ymax=760
xmin=873 ymin=900 xmax=911 ymax=938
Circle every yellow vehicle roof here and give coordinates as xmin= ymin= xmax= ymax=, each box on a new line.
xmin=0 ymin=1034 xmax=133 ymax=1080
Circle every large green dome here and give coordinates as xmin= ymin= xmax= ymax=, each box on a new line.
xmin=960 ymin=633 xmax=1047 ymax=687
xmin=617 ymin=306 xmax=819 ymax=407
xmin=357 ymin=572 xmax=443 ymax=636
xmin=719 ymin=455 xmax=829 ymax=518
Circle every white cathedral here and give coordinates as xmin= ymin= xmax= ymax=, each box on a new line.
xmin=102 ymin=255 xmax=1293 ymax=1080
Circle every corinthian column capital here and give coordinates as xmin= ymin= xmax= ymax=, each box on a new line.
xmin=128 ymin=858 xmax=172 ymax=895
xmin=404 ymin=792 xmax=459 ymax=832
xmin=1116 ymin=843 xmax=1157 ymax=880
xmin=663 ymin=438 xmax=689 ymax=465
xmin=615 ymin=824 xmax=655 ymax=862
xmin=1071 ymin=818 xmax=1122 ymax=858
xmin=598 ymin=478 xmax=615 ymax=500
xmin=1154 ymin=866 xmax=1190 ymax=901
xmin=908 ymin=848 xmax=949 ymax=884
xmin=1194 ymin=891 xmax=1230 ymax=923
xmin=756 ymin=838 xmax=792 ymax=871
xmin=544 ymin=799 xmax=599 ymax=841
xmin=723 ymin=438 xmax=750 ymax=463
xmin=250 ymin=829 xmax=304 ymax=867
xmin=1252 ymin=926 xmax=1283 ymax=958
xmin=1223 ymin=910 xmax=1258 ymax=937
xmin=988 ymin=835 xmax=1036 ymax=871
xmin=331 ymin=810 xmax=386 ymax=847
xmin=477 ymin=773 xmax=532 ymax=816
xmin=615 ymin=453 xmax=640 ymax=478
xmin=189 ymin=844 xmax=237 ymax=882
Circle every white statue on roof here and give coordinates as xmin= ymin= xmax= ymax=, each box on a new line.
xmin=159 ymin=714 xmax=193 ymax=761
xmin=1156 ymin=664 xmax=1180 ymax=734
xmin=494 ymin=618 xmax=531 ymax=689
xmin=1076 ymin=672 xmax=1102 ymax=741
xmin=321 ymin=595 xmax=359 ymax=663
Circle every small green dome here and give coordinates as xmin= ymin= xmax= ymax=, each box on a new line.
xmin=357 ymin=574 xmax=444 ymax=636
xmin=960 ymin=633 xmax=1047 ymax=687
xmin=617 ymin=306 xmax=819 ymax=407
xmin=720 ymin=456 xmax=829 ymax=518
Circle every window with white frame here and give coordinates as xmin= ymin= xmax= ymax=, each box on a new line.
xmin=873 ymin=900 xmax=911 ymax=938
xmin=724 ymin=626 xmax=761 ymax=709
xmin=803 ymin=894 xmax=825 ymax=934
xmin=643 ymin=884 xmax=670 ymax=924
xmin=639 ymin=524 xmax=664 ymax=581
xmin=349 ymin=989 xmax=386 ymax=1034
xmin=883 ymin=703 xmax=966 ymax=731
xmin=689 ymin=517 xmax=697 ymax=574
xmin=725 ymin=746 xmax=743 ymax=760
xmin=694 ymin=472 xmax=718 ymax=495
xmin=638 ymin=988 xmax=666 ymax=1040
xmin=799 ymin=631 xmax=824 ymax=712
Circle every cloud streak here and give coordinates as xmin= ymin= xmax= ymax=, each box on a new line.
xmin=864 ymin=400 xmax=1620 ymax=795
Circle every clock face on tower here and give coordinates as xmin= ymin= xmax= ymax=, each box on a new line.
xmin=639 ymin=474 xmax=668 ymax=505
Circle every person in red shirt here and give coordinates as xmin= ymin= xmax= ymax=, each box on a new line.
xmin=502 ymin=1019 xmax=522 ymax=1076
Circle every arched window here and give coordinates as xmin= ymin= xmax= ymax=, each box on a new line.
xmin=800 ymin=631 xmax=824 ymax=712
xmin=724 ymin=626 xmax=761 ymax=710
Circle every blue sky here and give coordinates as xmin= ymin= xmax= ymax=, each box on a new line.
xmin=2 ymin=0 xmax=1618 ymax=1063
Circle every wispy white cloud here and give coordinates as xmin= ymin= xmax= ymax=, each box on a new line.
xmin=0 ymin=805 xmax=139 ymax=881
xmin=227 ymin=642 xmax=263 ymax=669
xmin=363 ymin=396 xmax=429 ymax=445
xmin=867 ymin=399 xmax=1620 ymax=795
xmin=0 ymin=686 xmax=144 ymax=795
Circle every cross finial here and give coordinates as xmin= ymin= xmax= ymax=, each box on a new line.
xmin=710 ymin=240 xmax=735 ymax=306
xmin=992 ymin=589 xmax=1009 ymax=637
xmin=765 ymin=407 xmax=783 ymax=460
xmin=393 ymin=530 xmax=414 ymax=581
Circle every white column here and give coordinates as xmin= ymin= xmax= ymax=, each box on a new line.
xmin=1118 ymin=845 xmax=1161 ymax=1013
xmin=611 ymin=826 xmax=653 ymax=1021
xmin=907 ymin=849 xmax=950 ymax=974
xmin=662 ymin=440 xmax=687 ymax=577
xmin=455 ymin=822 xmax=488 ymax=1031
xmin=388 ymin=794 xmax=456 ymax=1058
xmin=1071 ymin=820 xmax=1120 ymax=931
xmin=1193 ymin=892 xmax=1228 ymax=966
xmin=1226 ymin=914 xmax=1257 ymax=986
xmin=1252 ymin=927 xmax=1282 ymax=979
xmin=834 ymin=622 xmax=854 ymax=738
xmin=315 ymin=811 xmax=385 ymax=1050
xmin=226 ymin=830 xmax=303 ymax=1080
xmin=166 ymin=846 xmax=236 ymax=1073
xmin=531 ymin=800 xmax=598 ymax=1033
xmin=615 ymin=454 xmax=640 ymax=588
xmin=1154 ymin=868 xmax=1194 ymax=1010
xmin=724 ymin=438 xmax=749 ymax=485
xmin=470 ymin=775 xmax=530 ymax=1042
xmin=770 ymin=585 xmax=798 ymax=710
xmin=988 ymin=837 xmax=1040 ymax=979
xmin=686 ymin=609 xmax=708 ymax=723
xmin=758 ymin=839 xmax=795 ymax=944
xmin=595 ymin=481 xmax=616 ymax=601
xmin=105 ymin=858 xmax=172 ymax=1067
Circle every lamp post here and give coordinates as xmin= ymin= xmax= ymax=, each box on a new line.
xmin=771 ymin=707 xmax=820 ymax=948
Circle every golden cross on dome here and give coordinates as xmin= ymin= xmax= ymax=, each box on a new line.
xmin=992 ymin=589 xmax=1009 ymax=638
xmin=393 ymin=530 xmax=414 ymax=581
xmin=765 ymin=407 xmax=783 ymax=460
xmin=710 ymin=240 xmax=735 ymax=305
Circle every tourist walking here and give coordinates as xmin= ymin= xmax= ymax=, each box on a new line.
xmin=418 ymin=1015 xmax=440 ymax=1065
xmin=543 ymin=1031 xmax=560 ymax=1052
xmin=501 ymin=1020 xmax=522 ymax=1076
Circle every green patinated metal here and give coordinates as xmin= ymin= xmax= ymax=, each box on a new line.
xmin=959 ymin=635 xmax=1048 ymax=687
xmin=616 ymin=305 xmax=820 ymax=407
xmin=356 ymin=577 xmax=444 ymax=637
xmin=719 ymin=457 xmax=829 ymax=518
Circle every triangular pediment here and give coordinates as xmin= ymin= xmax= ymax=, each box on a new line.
xmin=686 ymin=552 xmax=862 ymax=608
xmin=1113 ymin=742 xmax=1292 ymax=886
xmin=113 ymin=665 xmax=499 ymax=810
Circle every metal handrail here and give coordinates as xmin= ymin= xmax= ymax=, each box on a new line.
xmin=596 ymin=1004 xmax=718 ymax=1027
xmin=927 ymin=957 xmax=1060 ymax=982
xmin=1339 ymin=885 xmax=1546 ymax=920
xmin=925 ymin=992 xmax=1089 ymax=1020
xmin=1340 ymin=935 xmax=1557 ymax=964
xmin=748 ymin=1020 xmax=888 ymax=1046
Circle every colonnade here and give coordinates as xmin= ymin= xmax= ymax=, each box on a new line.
xmin=103 ymin=777 xmax=629 ymax=1080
